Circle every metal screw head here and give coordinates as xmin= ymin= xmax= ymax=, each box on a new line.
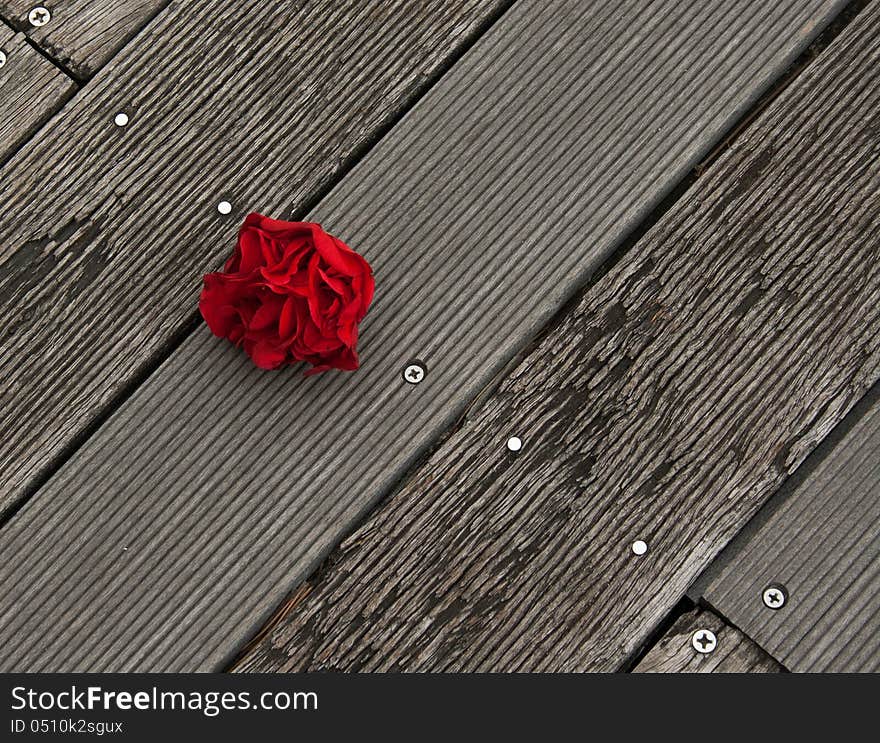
xmin=403 ymin=361 xmax=426 ymax=384
xmin=114 ymin=112 xmax=129 ymax=127
xmin=28 ymin=6 xmax=51 ymax=27
xmin=217 ymin=200 xmax=232 ymax=215
xmin=692 ymin=628 xmax=717 ymax=654
xmin=762 ymin=583 xmax=787 ymax=610
xmin=631 ymin=539 xmax=648 ymax=556
xmin=0 ymin=51 xmax=7 ymax=69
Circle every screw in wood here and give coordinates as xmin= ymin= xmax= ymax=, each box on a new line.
xmin=28 ymin=6 xmax=51 ymax=27
xmin=692 ymin=629 xmax=717 ymax=654
xmin=762 ymin=583 xmax=787 ymax=610
xmin=403 ymin=361 xmax=426 ymax=385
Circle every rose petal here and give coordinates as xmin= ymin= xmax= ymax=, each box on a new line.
xmin=237 ymin=227 xmax=267 ymax=273
xmin=306 ymin=252 xmax=325 ymax=328
xmin=358 ymin=272 xmax=375 ymax=316
xmin=310 ymin=226 xmax=366 ymax=277
xmin=249 ymin=296 xmax=284 ymax=332
xmin=317 ymin=267 xmax=351 ymax=297
xmin=245 ymin=339 xmax=287 ymax=370
xmin=335 ymin=299 xmax=361 ymax=346
xmin=301 ymin=318 xmax=343 ymax=353
xmin=278 ymin=296 xmax=300 ymax=340
xmin=245 ymin=213 xmax=313 ymax=242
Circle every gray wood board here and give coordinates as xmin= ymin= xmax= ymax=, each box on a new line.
xmin=234 ymin=4 xmax=880 ymax=672
xmin=694 ymin=383 xmax=880 ymax=673
xmin=0 ymin=0 xmax=511 ymax=517
xmin=633 ymin=608 xmax=782 ymax=673
xmin=0 ymin=21 xmax=75 ymax=163
xmin=0 ymin=1 xmax=167 ymax=79
xmin=0 ymin=0 xmax=852 ymax=672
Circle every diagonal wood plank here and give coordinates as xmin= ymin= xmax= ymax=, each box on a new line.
xmin=0 ymin=21 xmax=75 ymax=162
xmin=0 ymin=0 xmax=511 ymax=517
xmin=0 ymin=1 xmax=166 ymax=79
xmin=0 ymin=0 xmax=852 ymax=672
xmin=233 ymin=3 xmax=880 ymax=672
xmin=694 ymin=382 xmax=880 ymax=672
xmin=632 ymin=608 xmax=782 ymax=673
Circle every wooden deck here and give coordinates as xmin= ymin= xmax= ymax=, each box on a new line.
xmin=693 ymin=382 xmax=880 ymax=672
xmin=633 ymin=608 xmax=783 ymax=673
xmin=0 ymin=20 xmax=74 ymax=162
xmin=0 ymin=0 xmax=877 ymax=672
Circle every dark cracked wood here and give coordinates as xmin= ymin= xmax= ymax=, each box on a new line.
xmin=236 ymin=4 xmax=880 ymax=672
xmin=0 ymin=21 xmax=76 ymax=163
xmin=0 ymin=1 xmax=167 ymax=79
xmin=633 ymin=608 xmax=782 ymax=673
xmin=0 ymin=0 xmax=510 ymax=518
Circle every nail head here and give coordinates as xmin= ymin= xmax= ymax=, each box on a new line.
xmin=692 ymin=629 xmax=717 ymax=654
xmin=28 ymin=6 xmax=51 ymax=27
xmin=403 ymin=360 xmax=426 ymax=384
xmin=762 ymin=584 xmax=787 ymax=610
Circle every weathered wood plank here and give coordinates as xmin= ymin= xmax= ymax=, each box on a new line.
xmin=633 ymin=608 xmax=782 ymax=673
xmin=0 ymin=1 xmax=166 ymax=79
xmin=0 ymin=1 xmax=855 ymax=672
xmin=0 ymin=0 xmax=511 ymax=517
xmin=0 ymin=21 xmax=75 ymax=163
xmin=694 ymin=383 xmax=880 ymax=672
xmin=232 ymin=4 xmax=880 ymax=672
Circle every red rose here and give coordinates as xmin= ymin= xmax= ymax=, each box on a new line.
xmin=199 ymin=214 xmax=374 ymax=374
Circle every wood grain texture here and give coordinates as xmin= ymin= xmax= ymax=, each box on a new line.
xmin=0 ymin=0 xmax=848 ymax=673
xmin=0 ymin=21 xmax=75 ymax=163
xmin=696 ymin=382 xmax=880 ymax=672
xmin=633 ymin=608 xmax=782 ymax=673
xmin=236 ymin=4 xmax=880 ymax=672
xmin=0 ymin=0 xmax=510 ymax=517
xmin=0 ymin=1 xmax=166 ymax=79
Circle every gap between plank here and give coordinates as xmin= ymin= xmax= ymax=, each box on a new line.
xmin=689 ymin=376 xmax=880 ymax=598
xmin=624 ymin=598 xmax=792 ymax=672
xmin=0 ymin=7 xmax=80 ymax=81
xmin=691 ymin=598 xmax=793 ymax=672
xmin=20 ymin=33 xmax=79 ymax=82
xmin=2 ymin=1 xmax=174 ymax=82
xmin=0 ymin=39 xmax=77 ymax=170
xmin=617 ymin=597 xmax=694 ymax=673
xmin=0 ymin=1 xmax=175 ymax=167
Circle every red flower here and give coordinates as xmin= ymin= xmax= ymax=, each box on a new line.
xmin=199 ymin=214 xmax=374 ymax=374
